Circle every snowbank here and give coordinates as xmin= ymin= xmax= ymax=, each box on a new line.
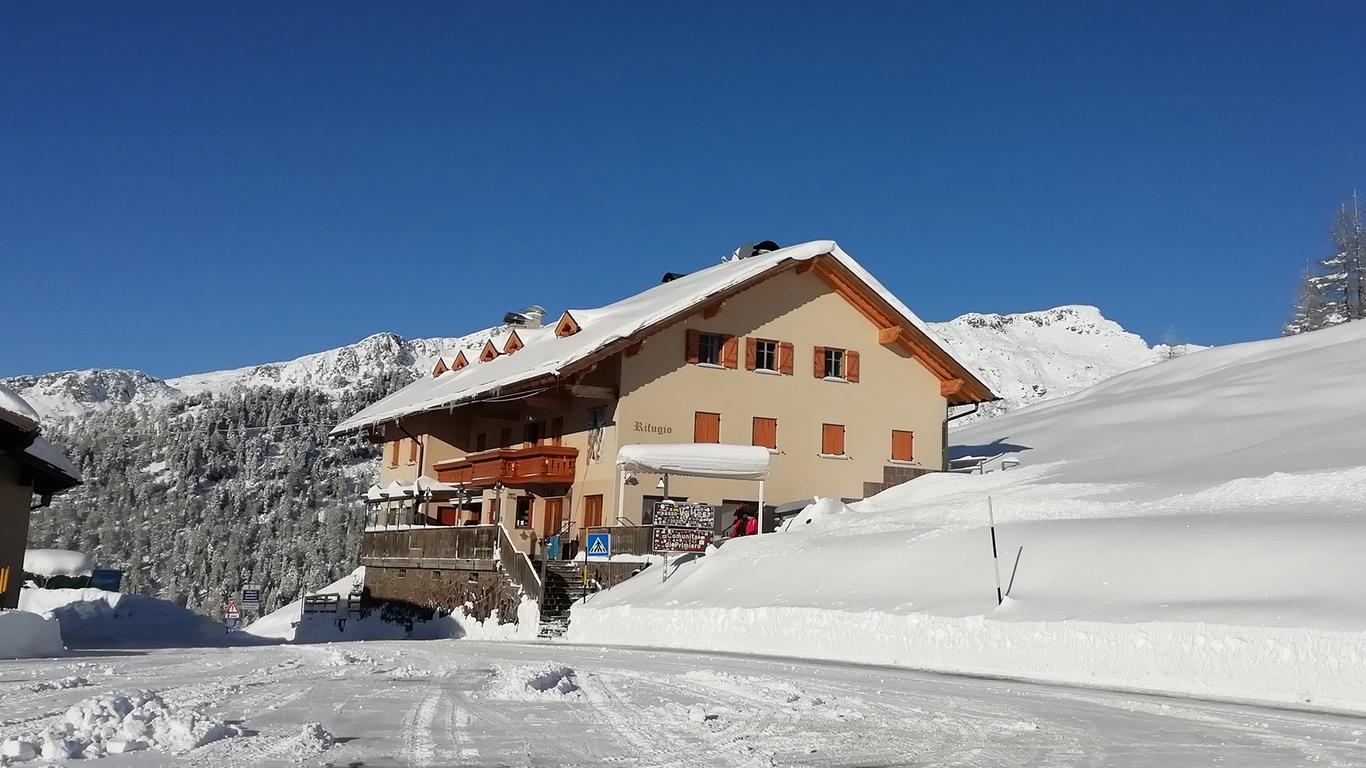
xmin=243 ymin=567 xmax=541 ymax=643
xmin=0 ymin=690 xmax=239 ymax=761
xmin=18 ymin=588 xmax=226 ymax=648
xmin=0 ymin=611 xmax=64 ymax=659
xmin=21 ymin=549 xmax=92 ymax=578
xmin=571 ymin=322 xmax=1366 ymax=712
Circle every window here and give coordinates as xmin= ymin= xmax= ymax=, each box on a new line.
xmin=388 ymin=441 xmax=401 ymax=467
xmin=475 ymin=432 xmax=487 ymax=452
xmin=583 ymin=494 xmax=604 ymax=528
xmin=551 ymin=416 xmax=564 ymax=446
xmin=686 ymin=330 xmax=738 ymax=368
xmin=524 ymin=421 xmax=544 ymax=447
xmin=694 ymin=411 xmax=721 ymax=443
xmin=752 ymin=417 xmax=778 ymax=450
xmin=408 ymin=438 xmax=420 ymax=464
xmin=821 ymin=423 xmax=846 ymax=456
xmin=892 ymin=430 xmax=914 ymax=462
xmin=748 ymin=339 xmax=778 ymax=372
xmin=813 ymin=347 xmax=860 ymax=382
xmin=515 ymin=496 xmax=533 ymax=528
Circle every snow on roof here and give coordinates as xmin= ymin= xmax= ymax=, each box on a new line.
xmin=333 ymin=240 xmax=981 ymax=434
xmin=0 ymin=381 xmax=41 ymax=434
xmin=617 ymin=443 xmax=771 ymax=480
xmin=24 ymin=435 xmax=81 ymax=483
xmin=23 ymin=548 xmax=94 ymax=578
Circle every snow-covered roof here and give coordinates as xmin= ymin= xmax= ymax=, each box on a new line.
xmin=24 ymin=436 xmax=80 ymax=482
xmin=23 ymin=548 xmax=94 ymax=578
xmin=0 ymin=382 xmax=41 ymax=434
xmin=333 ymin=240 xmax=993 ymax=434
xmin=617 ymin=443 xmax=771 ymax=480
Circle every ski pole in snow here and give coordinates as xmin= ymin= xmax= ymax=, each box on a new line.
xmin=988 ymin=497 xmax=1003 ymax=606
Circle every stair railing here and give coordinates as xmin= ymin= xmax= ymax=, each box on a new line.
xmin=495 ymin=523 xmax=542 ymax=603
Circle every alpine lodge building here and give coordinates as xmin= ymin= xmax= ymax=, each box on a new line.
xmin=332 ymin=240 xmax=996 ymax=632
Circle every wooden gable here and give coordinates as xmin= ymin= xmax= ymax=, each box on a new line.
xmin=503 ymin=331 xmax=525 ymax=355
xmin=451 ymin=350 xmax=469 ymax=371
xmin=480 ymin=340 xmax=501 ymax=362
xmin=555 ymin=311 xmax=581 ymax=338
xmin=432 ymin=359 xmax=449 ymax=377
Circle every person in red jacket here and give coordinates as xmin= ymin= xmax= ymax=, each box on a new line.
xmin=744 ymin=511 xmax=759 ymax=536
xmin=729 ymin=510 xmax=750 ymax=538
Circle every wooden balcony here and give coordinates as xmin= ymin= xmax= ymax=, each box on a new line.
xmin=433 ymin=445 xmax=578 ymax=488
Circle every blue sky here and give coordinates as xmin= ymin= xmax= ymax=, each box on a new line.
xmin=3 ymin=3 xmax=1364 ymax=378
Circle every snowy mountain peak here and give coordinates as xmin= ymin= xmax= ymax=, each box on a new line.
xmin=2 ymin=368 xmax=184 ymax=419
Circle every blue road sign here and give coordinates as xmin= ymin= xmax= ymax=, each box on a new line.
xmin=586 ymin=533 xmax=611 ymax=561
xmin=241 ymin=585 xmax=262 ymax=605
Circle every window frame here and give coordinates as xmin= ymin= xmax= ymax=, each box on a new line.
xmin=891 ymin=430 xmax=915 ymax=462
xmin=820 ymin=423 xmax=847 ymax=457
xmin=823 ymin=348 xmax=845 ymax=379
xmin=754 ymin=339 xmax=778 ymax=372
xmin=697 ymin=332 xmax=724 ymax=366
xmin=514 ymin=496 xmax=533 ymax=529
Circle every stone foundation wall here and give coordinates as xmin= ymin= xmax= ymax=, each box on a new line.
xmin=364 ymin=563 xmax=525 ymax=625
xmin=862 ymin=464 xmax=937 ymax=498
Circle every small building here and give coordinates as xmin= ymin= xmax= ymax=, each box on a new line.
xmin=0 ymin=384 xmax=81 ymax=609
xmin=331 ymin=240 xmax=995 ymax=628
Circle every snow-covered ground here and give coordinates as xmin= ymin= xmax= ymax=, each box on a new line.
xmin=0 ymin=641 xmax=1361 ymax=766
xmin=18 ymin=588 xmax=228 ymax=650
xmin=570 ymin=321 xmax=1366 ymax=712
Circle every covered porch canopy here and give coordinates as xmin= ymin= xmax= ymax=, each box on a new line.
xmin=615 ymin=443 xmax=772 ymax=531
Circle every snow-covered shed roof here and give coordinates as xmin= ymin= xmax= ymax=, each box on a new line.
xmin=0 ymin=382 xmax=41 ymax=434
xmin=332 ymin=240 xmax=996 ymax=435
xmin=617 ymin=443 xmax=771 ymax=480
xmin=0 ymin=383 xmax=81 ymax=493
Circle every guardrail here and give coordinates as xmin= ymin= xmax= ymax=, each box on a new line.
xmin=584 ymin=525 xmax=655 ymax=556
xmin=360 ymin=525 xmax=498 ymax=562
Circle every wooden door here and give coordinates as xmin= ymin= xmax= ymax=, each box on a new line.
xmin=583 ymin=494 xmax=604 ymax=528
xmin=542 ymin=497 xmax=565 ymax=538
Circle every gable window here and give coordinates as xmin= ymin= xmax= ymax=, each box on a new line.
xmin=752 ymin=417 xmax=777 ymax=450
xmin=821 ymin=423 xmax=846 ymax=457
xmin=892 ymin=430 xmax=914 ymax=462
xmin=694 ymin=411 xmax=721 ymax=443
xmin=686 ymin=330 xmax=738 ymax=369
xmin=813 ymin=346 xmax=861 ymax=382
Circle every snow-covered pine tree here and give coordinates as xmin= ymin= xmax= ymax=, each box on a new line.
xmin=1284 ymin=192 xmax=1365 ymax=335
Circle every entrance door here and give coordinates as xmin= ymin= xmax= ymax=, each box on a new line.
xmin=542 ymin=497 xmax=565 ymax=538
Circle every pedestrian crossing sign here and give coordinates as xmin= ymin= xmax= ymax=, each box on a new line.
xmin=586 ymin=533 xmax=611 ymax=561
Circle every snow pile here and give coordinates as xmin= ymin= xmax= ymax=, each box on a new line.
xmin=0 ymin=690 xmax=240 ymax=761
xmin=291 ymin=722 xmax=335 ymax=755
xmin=28 ymin=676 xmax=90 ymax=692
xmin=571 ymin=322 xmax=1366 ymax=712
xmin=21 ymin=549 xmax=92 ymax=578
xmin=0 ymin=611 xmax=64 ymax=660
xmin=779 ymin=497 xmax=853 ymax=530
xmin=18 ymin=588 xmax=225 ymax=648
xmin=0 ymin=382 xmax=40 ymax=431
xmin=483 ymin=663 xmax=586 ymax=700
xmin=243 ymin=567 xmax=540 ymax=643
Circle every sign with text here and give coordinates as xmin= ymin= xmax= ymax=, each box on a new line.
xmin=241 ymin=584 xmax=262 ymax=605
xmin=651 ymin=526 xmax=712 ymax=554
xmin=651 ymin=501 xmax=715 ymax=530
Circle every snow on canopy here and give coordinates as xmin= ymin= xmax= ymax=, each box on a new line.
xmin=332 ymin=240 xmax=987 ymax=435
xmin=23 ymin=549 xmax=94 ymax=578
xmin=617 ymin=443 xmax=770 ymax=480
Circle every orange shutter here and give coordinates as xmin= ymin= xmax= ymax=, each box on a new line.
xmin=813 ymin=346 xmax=826 ymax=378
xmin=752 ymin=417 xmax=777 ymax=449
xmin=389 ymin=441 xmax=401 ymax=466
xmin=745 ymin=337 xmax=758 ymax=371
xmin=408 ymin=438 xmax=420 ymax=463
xmin=845 ymin=350 xmax=860 ymax=382
xmin=584 ymin=495 xmax=604 ymax=528
xmin=778 ymin=342 xmax=794 ymax=375
xmin=822 ymin=424 xmax=845 ymax=455
xmin=542 ymin=498 xmax=564 ymax=538
xmin=694 ymin=412 xmax=720 ymax=443
xmin=685 ymin=329 xmax=701 ymax=364
xmin=721 ymin=336 xmax=738 ymax=369
xmin=892 ymin=430 xmax=914 ymax=461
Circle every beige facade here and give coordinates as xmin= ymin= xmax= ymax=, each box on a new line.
xmin=369 ymin=265 xmax=964 ymax=555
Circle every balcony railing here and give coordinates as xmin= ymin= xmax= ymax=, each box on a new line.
xmin=360 ymin=525 xmax=498 ymax=566
xmin=433 ymin=445 xmax=578 ymax=488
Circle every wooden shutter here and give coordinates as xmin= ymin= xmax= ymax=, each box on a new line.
xmin=694 ymin=411 xmax=720 ymax=443
xmin=721 ymin=336 xmax=738 ymax=369
xmin=845 ymin=350 xmax=860 ymax=382
xmin=822 ymin=423 xmax=845 ymax=456
xmin=892 ymin=430 xmax=914 ymax=461
xmin=389 ymin=441 xmax=401 ymax=467
xmin=752 ymin=417 xmax=777 ymax=450
xmin=745 ymin=337 xmax=758 ymax=371
xmin=408 ymin=438 xmax=420 ymax=463
xmin=584 ymin=495 xmax=604 ymax=528
xmin=551 ymin=416 xmax=564 ymax=446
xmin=813 ymin=346 xmax=826 ymax=378
xmin=778 ymin=342 xmax=794 ymax=375
xmin=542 ymin=498 xmax=564 ymax=538
xmin=685 ymin=329 xmax=701 ymax=364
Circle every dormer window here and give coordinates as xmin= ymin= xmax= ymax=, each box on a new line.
xmin=555 ymin=311 xmax=581 ymax=338
xmin=451 ymin=351 xmax=469 ymax=371
xmin=480 ymin=340 xmax=500 ymax=362
xmin=504 ymin=331 xmax=524 ymax=355
xmin=432 ymin=359 xmax=449 ymax=377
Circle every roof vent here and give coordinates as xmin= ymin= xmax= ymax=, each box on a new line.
xmin=502 ymin=305 xmax=546 ymax=328
xmin=660 ymin=272 xmax=688 ymax=283
xmin=729 ymin=240 xmax=781 ymax=261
